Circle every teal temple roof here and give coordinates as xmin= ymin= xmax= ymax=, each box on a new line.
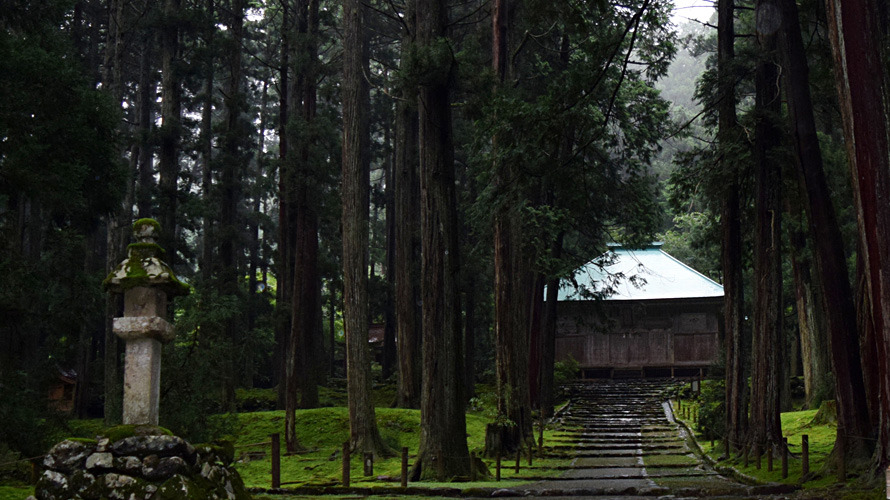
xmin=558 ymin=243 xmax=724 ymax=301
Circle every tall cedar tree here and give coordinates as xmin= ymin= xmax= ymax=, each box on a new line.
xmin=749 ymin=0 xmax=783 ymax=450
xmin=718 ymin=0 xmax=748 ymax=453
xmin=158 ymin=0 xmax=182 ymax=266
xmin=276 ymin=0 xmax=293 ymax=407
xmin=776 ymin=0 xmax=873 ymax=468
xmin=342 ymin=0 xmax=389 ymax=457
xmin=488 ymin=0 xmax=534 ymax=456
xmin=410 ymin=0 xmax=472 ymax=480
xmin=394 ymin=0 xmax=422 ymax=409
xmin=285 ymin=0 xmax=322 ymax=453
xmin=219 ymin=0 xmax=246 ymax=406
xmin=824 ymin=0 xmax=890 ymax=471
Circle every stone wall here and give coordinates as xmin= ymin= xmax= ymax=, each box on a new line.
xmin=31 ymin=426 xmax=251 ymax=500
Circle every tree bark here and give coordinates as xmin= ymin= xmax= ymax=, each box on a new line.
xmin=199 ymin=0 xmax=215 ymax=284
xmin=487 ymin=0 xmax=533 ymax=457
xmin=219 ymin=0 xmax=245 ymax=407
xmin=718 ymin=0 xmax=748 ymax=455
xmin=787 ymin=220 xmax=832 ymax=410
xmin=286 ymin=0 xmax=321 ymax=453
xmin=275 ymin=0 xmax=292 ymax=410
xmin=823 ymin=0 xmax=890 ymax=471
xmin=383 ymin=113 xmax=397 ymax=382
xmin=777 ymin=0 xmax=873 ymax=464
xmin=394 ymin=0 xmax=421 ymax=409
xmin=342 ymin=0 xmax=389 ymax=457
xmin=158 ymin=0 xmax=182 ymax=267
xmin=749 ymin=0 xmax=783 ymax=450
xmin=135 ymin=34 xmax=156 ymax=220
xmin=411 ymin=0 xmax=470 ymax=479
xmin=540 ymin=233 xmax=563 ymax=418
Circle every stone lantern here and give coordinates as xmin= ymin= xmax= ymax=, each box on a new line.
xmin=104 ymin=219 xmax=189 ymax=425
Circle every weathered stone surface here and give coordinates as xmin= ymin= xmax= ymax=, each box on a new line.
xmin=43 ymin=440 xmax=96 ymax=473
xmin=96 ymin=438 xmax=111 ymax=452
xmin=114 ymin=455 xmax=143 ymax=475
xmin=68 ymin=469 xmax=96 ymax=497
xmin=35 ymin=470 xmax=69 ymax=500
xmin=114 ymin=316 xmax=175 ymax=342
xmin=112 ymin=435 xmax=193 ymax=458
xmin=85 ymin=452 xmax=114 ymax=471
xmin=121 ymin=336 xmax=163 ymax=425
xmin=34 ymin=435 xmax=248 ymax=500
xmin=100 ymin=473 xmax=148 ymax=500
xmin=143 ymin=456 xmax=189 ymax=480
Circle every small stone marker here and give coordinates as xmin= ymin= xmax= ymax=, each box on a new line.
xmin=104 ymin=219 xmax=189 ymax=425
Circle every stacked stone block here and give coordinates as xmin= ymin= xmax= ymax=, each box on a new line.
xmin=31 ymin=427 xmax=250 ymax=500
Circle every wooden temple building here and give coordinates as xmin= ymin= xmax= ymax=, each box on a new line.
xmin=555 ymin=243 xmax=723 ymax=378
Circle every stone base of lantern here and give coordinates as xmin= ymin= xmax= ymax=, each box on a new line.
xmin=30 ymin=427 xmax=251 ymax=500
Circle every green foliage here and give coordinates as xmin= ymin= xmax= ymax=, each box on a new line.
xmin=693 ymin=379 xmax=725 ymax=441
xmin=235 ymin=388 xmax=278 ymax=412
xmin=0 ymin=9 xmax=124 ymax=225
xmin=160 ymin=284 xmax=244 ymax=442
xmin=0 ymin=370 xmax=68 ymax=458
xmin=401 ymin=37 xmax=455 ymax=89
xmin=660 ymin=212 xmax=721 ymax=282
xmin=553 ymin=356 xmax=579 ymax=386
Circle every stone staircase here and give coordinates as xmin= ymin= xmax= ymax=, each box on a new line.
xmin=503 ymin=379 xmax=792 ymax=499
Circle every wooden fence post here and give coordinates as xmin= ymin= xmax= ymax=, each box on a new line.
xmin=754 ymin=443 xmax=761 ymax=470
xmin=342 ymin=442 xmax=350 ymax=487
xmin=527 ymin=444 xmax=533 ymax=466
xmin=401 ymin=447 xmax=408 ymax=488
xmin=767 ymin=444 xmax=773 ymax=472
xmin=496 ymin=451 xmax=501 ymax=481
xmin=515 ymin=448 xmax=520 ymax=473
xmin=782 ymin=437 xmax=788 ymax=479
xmin=270 ymin=433 xmax=280 ymax=488
xmin=802 ymin=435 xmax=809 ymax=476
xmin=838 ymin=433 xmax=846 ymax=483
xmin=470 ymin=452 xmax=477 ymax=482
xmin=363 ymin=452 xmax=374 ymax=476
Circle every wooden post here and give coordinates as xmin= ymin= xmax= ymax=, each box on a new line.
xmin=802 ymin=435 xmax=809 ymax=476
xmin=837 ymin=433 xmax=846 ymax=483
xmin=470 ymin=452 xmax=477 ymax=482
xmin=767 ymin=444 xmax=773 ymax=472
xmin=363 ymin=452 xmax=374 ymax=476
xmin=782 ymin=437 xmax=788 ymax=479
xmin=437 ymin=452 xmax=445 ymax=482
xmin=515 ymin=448 xmax=521 ymax=473
xmin=755 ymin=443 xmax=761 ymax=470
xmin=496 ymin=451 xmax=502 ymax=481
xmin=885 ymin=465 xmax=890 ymax=500
xmin=743 ymin=445 xmax=749 ymax=468
xmin=401 ymin=447 xmax=408 ymax=488
xmin=342 ymin=442 xmax=350 ymax=487
xmin=527 ymin=444 xmax=533 ymax=466
xmin=538 ymin=418 xmax=544 ymax=455
xmin=270 ymin=433 xmax=280 ymax=488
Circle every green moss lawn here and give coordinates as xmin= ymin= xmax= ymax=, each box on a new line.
xmin=674 ymin=397 xmax=884 ymax=499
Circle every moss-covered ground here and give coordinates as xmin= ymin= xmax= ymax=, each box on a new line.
xmin=230 ymin=406 xmax=569 ymax=489
xmin=673 ymin=398 xmax=885 ymax=500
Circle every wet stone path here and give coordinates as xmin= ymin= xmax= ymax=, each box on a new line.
xmin=500 ymin=379 xmax=779 ymax=499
